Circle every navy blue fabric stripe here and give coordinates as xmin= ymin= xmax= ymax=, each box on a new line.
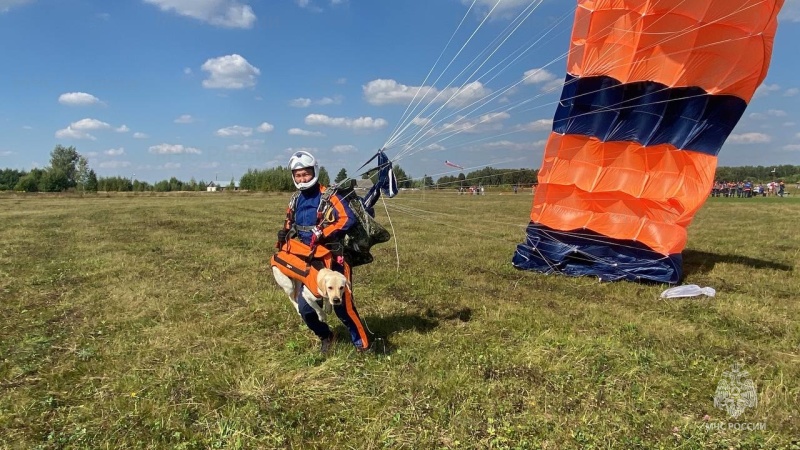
xmin=513 ymin=222 xmax=682 ymax=284
xmin=552 ymin=74 xmax=747 ymax=156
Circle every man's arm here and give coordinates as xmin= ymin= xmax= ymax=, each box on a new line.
xmin=321 ymin=194 xmax=357 ymax=240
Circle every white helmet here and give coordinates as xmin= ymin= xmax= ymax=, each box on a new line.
xmin=288 ymin=150 xmax=319 ymax=190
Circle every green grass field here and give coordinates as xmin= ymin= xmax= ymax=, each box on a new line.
xmin=1 ymin=191 xmax=798 ymax=449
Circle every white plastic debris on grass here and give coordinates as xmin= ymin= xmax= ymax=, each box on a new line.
xmin=660 ymin=284 xmax=716 ymax=299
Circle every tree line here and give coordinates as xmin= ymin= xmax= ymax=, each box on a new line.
xmin=1 ymin=145 xmax=798 ymax=193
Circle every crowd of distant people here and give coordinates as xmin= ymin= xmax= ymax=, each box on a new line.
xmin=459 ymin=185 xmax=486 ymax=195
xmin=711 ymin=180 xmax=789 ymax=197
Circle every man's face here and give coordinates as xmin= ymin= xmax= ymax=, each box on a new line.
xmin=293 ymin=168 xmax=314 ymax=185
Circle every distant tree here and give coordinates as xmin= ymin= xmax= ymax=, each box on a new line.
xmin=318 ymin=166 xmax=330 ymax=186
xmin=422 ymin=174 xmax=434 ymax=188
xmin=15 ymin=169 xmax=44 ymax=192
xmin=86 ymin=170 xmax=98 ymax=192
xmin=49 ymin=145 xmax=80 ymax=189
xmin=335 ymin=168 xmax=348 ymax=183
xmin=392 ymin=165 xmax=413 ymax=189
xmin=76 ymin=156 xmax=90 ymax=192
xmin=40 ymin=168 xmax=69 ymax=192
xmin=0 ymin=168 xmax=25 ymax=191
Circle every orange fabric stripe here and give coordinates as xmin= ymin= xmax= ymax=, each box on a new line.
xmin=568 ymin=0 xmax=782 ymax=101
xmin=319 ymin=186 xmax=351 ymax=239
xmin=531 ymin=132 xmax=718 ymax=255
xmin=342 ymin=263 xmax=368 ymax=348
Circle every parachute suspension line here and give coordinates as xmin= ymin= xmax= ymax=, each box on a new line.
xmin=384 ymin=0 xmax=521 ymax=151
xmin=383 ymin=0 xmax=479 ymax=148
xmin=388 ymin=0 xmax=645 ymax=159
xmin=393 ymin=4 xmax=549 ymax=157
xmin=386 ymin=0 xmax=546 ymax=154
xmin=388 ymin=0 xmax=547 ymax=157
xmin=394 ymin=0 xmax=698 ymax=155
xmin=379 ymin=195 xmax=401 ymax=272
xmin=388 ymin=10 xmax=619 ymax=161
xmin=383 ymin=0 xmax=506 ymax=151
xmin=395 ymin=0 xmax=763 ymax=165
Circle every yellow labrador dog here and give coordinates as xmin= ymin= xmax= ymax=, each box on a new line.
xmin=272 ymin=267 xmax=349 ymax=322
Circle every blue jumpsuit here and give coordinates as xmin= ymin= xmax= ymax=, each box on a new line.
xmin=292 ymin=183 xmax=369 ymax=350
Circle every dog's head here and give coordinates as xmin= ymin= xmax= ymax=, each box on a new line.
xmin=317 ymin=269 xmax=350 ymax=306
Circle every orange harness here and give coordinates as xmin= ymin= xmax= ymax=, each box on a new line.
xmin=271 ymin=239 xmax=332 ymax=295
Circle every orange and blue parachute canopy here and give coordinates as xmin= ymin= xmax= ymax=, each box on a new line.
xmin=513 ymin=0 xmax=784 ymax=283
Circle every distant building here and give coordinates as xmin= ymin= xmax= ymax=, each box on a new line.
xmin=355 ymin=179 xmax=374 ymax=191
xmin=206 ymin=181 xmax=239 ymax=192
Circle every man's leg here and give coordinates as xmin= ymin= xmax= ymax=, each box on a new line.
xmin=330 ymin=262 xmax=369 ymax=350
xmin=296 ymin=290 xmax=334 ymax=343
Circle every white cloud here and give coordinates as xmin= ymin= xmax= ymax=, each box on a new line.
xmin=0 ymin=0 xmax=33 ymax=13
xmin=727 ymin=132 xmax=771 ymax=144
xmin=331 ymin=144 xmax=357 ymax=153
xmin=184 ymin=67 xmax=193 ymax=75
xmin=290 ymin=98 xmax=312 ymax=108
xmin=198 ymin=162 xmax=221 ymax=169
xmin=115 ymin=124 xmax=130 ymax=133
xmin=483 ymin=140 xmax=526 ymax=151
xmin=782 ymin=144 xmax=800 ymax=152
xmin=779 ymin=1 xmax=800 ymax=22
xmin=305 ymin=114 xmax=387 ymax=130
xmin=784 ymin=87 xmax=799 ymax=97
xmin=149 ymin=143 xmax=202 ymax=154
xmin=58 ymin=92 xmax=102 ymax=106
xmin=289 ymin=128 xmax=325 ymax=137
xmin=753 ymin=83 xmax=780 ymax=98
xmin=98 ymin=161 xmax=132 ymax=169
xmin=227 ymin=143 xmax=255 ymax=152
xmin=201 ymin=54 xmax=260 ymax=89
xmin=522 ymin=68 xmax=564 ymax=92
xmin=295 ymin=0 xmax=322 ymax=12
xmin=335 ymin=77 xmax=347 ymax=85
xmin=133 ymin=132 xmax=149 ymax=139
xmin=55 ymin=118 xmax=112 ymax=140
xmin=174 ymin=114 xmax=195 ymax=124
xmin=290 ymin=96 xmax=342 ymax=107
xmin=523 ymin=68 xmax=557 ymax=85
xmin=441 ymin=112 xmax=510 ymax=134
xmin=363 ymin=79 xmax=489 ymax=108
xmin=74 ymin=117 xmax=107 ymax=130
xmin=520 ymin=119 xmax=553 ymax=132
xmin=143 ymin=0 xmax=256 ymax=28
xmin=216 ymin=125 xmax=253 ymax=137
xmin=159 ymin=162 xmax=182 ymax=170
xmin=257 ymin=122 xmax=274 ymax=133
xmin=767 ymin=109 xmax=787 ymax=117
xmin=105 ymin=147 xmax=125 ymax=156
xmin=412 ymin=117 xmax=430 ymax=127
xmin=317 ymin=96 xmax=342 ymax=105
xmin=0 ymin=150 xmax=14 ymax=156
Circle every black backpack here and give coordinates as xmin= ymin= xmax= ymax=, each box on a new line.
xmin=289 ymin=181 xmax=391 ymax=267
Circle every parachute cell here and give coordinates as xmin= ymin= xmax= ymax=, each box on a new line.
xmin=513 ymin=0 xmax=784 ymax=283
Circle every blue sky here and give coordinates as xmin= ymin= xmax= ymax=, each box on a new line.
xmin=1 ymin=0 xmax=800 ymax=183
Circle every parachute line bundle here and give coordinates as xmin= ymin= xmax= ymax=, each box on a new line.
xmin=513 ymin=0 xmax=784 ymax=283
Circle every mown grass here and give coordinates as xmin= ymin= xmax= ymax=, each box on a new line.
xmin=0 ymin=190 xmax=798 ymax=449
